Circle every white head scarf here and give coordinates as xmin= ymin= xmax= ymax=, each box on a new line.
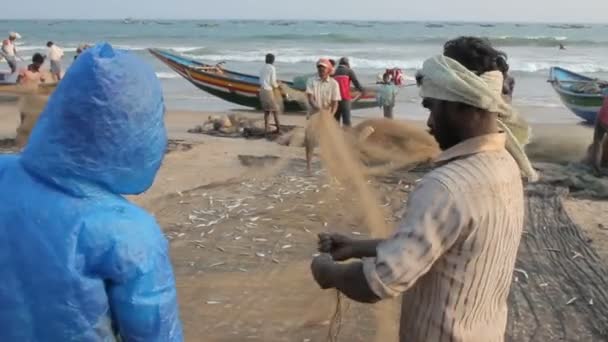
xmin=419 ymin=55 xmax=538 ymax=181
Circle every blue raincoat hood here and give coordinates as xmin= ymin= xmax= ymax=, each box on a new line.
xmin=21 ymin=42 xmax=167 ymax=195
xmin=0 ymin=43 xmax=182 ymax=341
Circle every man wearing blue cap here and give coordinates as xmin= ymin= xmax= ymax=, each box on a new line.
xmin=0 ymin=43 xmax=183 ymax=341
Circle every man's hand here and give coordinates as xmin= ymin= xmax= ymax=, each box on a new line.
xmin=318 ymin=233 xmax=357 ymax=261
xmin=310 ymin=253 xmax=336 ymax=289
xmin=353 ymin=91 xmax=364 ymax=102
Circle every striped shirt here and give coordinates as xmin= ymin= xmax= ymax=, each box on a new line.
xmin=363 ymin=133 xmax=524 ymax=342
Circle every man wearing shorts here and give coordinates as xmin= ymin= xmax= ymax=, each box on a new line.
xmin=47 ymin=41 xmax=64 ymax=81
xmin=259 ymin=53 xmax=281 ymax=134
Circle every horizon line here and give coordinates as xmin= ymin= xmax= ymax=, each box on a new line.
xmin=2 ymin=18 xmax=608 ymax=25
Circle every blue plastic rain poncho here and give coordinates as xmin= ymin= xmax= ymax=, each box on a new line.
xmin=0 ymin=43 xmax=183 ymax=341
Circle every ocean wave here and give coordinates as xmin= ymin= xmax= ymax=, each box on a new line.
xmin=510 ymin=61 xmax=608 ymax=73
xmin=404 ymin=35 xmax=602 ymax=47
xmin=241 ymin=33 xmax=366 ymax=43
xmin=490 ymin=36 xmax=586 ymax=47
xmin=15 ymin=44 xmax=83 ymax=53
xmin=183 ymin=53 xmax=422 ymax=69
xmin=170 ymin=46 xmax=202 ymax=53
xmin=156 ymin=72 xmax=179 ymax=79
xmin=205 ymin=33 xmax=608 ymax=47
xmin=181 ymin=52 xmax=608 ymax=74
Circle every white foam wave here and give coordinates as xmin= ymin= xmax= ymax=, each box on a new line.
xmin=156 ymin=71 xmax=179 ymax=79
xmin=113 ymin=45 xmax=147 ymax=51
xmin=170 ymin=46 xmax=202 ymax=52
xmin=16 ymin=45 xmax=80 ymax=53
xmin=183 ymin=52 xmax=608 ymax=73
xmin=183 ymin=53 xmax=423 ymax=69
xmin=510 ymin=61 xmax=608 ymax=73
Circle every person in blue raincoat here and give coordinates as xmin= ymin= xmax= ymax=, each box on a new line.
xmin=0 ymin=43 xmax=183 ymax=341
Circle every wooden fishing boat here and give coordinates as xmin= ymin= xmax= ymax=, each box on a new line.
xmin=149 ymin=49 xmax=379 ymax=112
xmin=548 ymin=67 xmax=605 ymax=124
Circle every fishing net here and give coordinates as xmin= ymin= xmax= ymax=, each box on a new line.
xmin=279 ymin=83 xmax=310 ymax=112
xmin=568 ymin=80 xmax=608 ymax=94
xmin=311 ymin=111 xmax=440 ymax=341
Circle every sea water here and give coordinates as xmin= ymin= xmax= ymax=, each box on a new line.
xmin=1 ymin=19 xmax=607 ymax=123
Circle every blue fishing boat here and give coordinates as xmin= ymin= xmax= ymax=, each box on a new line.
xmin=548 ymin=67 xmax=605 ymax=124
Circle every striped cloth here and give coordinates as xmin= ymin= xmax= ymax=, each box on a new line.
xmin=363 ymin=133 xmax=524 ymax=342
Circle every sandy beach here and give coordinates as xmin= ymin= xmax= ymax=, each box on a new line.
xmin=1 ymin=98 xmax=607 ymax=341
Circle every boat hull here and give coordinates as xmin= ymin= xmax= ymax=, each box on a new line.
xmin=548 ymin=67 xmax=604 ymax=124
xmin=149 ymin=49 xmax=378 ymax=113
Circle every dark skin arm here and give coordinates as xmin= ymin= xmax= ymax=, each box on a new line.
xmin=318 ymin=233 xmax=382 ymax=260
xmin=314 ymin=234 xmax=383 ymax=303
xmin=349 ymin=68 xmax=364 ymax=93
xmin=311 ymin=254 xmax=381 ymax=304
xmin=349 ymin=68 xmax=365 ymax=102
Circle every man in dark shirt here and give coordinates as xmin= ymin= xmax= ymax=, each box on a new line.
xmin=333 ymin=57 xmax=364 ymax=127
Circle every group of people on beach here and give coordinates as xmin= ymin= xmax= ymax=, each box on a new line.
xmin=259 ymin=52 xmax=398 ymax=134
xmin=0 ymin=33 xmax=606 ymax=342
xmin=1 ymin=31 xmax=91 ymax=85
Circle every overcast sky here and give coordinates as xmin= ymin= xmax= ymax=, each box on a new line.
xmin=10 ymin=0 xmax=608 ymax=23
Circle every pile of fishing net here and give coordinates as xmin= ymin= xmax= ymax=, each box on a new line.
xmin=187 ymin=113 xmax=295 ymax=139
xmin=568 ymin=80 xmax=608 ymax=94
xmin=535 ymin=162 xmax=608 ymax=198
xmin=276 ymin=115 xmax=440 ymax=175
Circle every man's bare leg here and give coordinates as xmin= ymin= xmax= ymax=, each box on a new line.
xmin=264 ymin=111 xmax=270 ymax=134
xmin=272 ymin=111 xmax=281 ymax=133
xmin=305 ymin=135 xmax=313 ymax=175
xmin=589 ymin=123 xmax=607 ymax=173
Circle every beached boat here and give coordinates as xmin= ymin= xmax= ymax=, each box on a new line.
xmin=548 ymin=67 xmax=605 ymax=124
xmin=149 ymin=49 xmax=379 ymax=112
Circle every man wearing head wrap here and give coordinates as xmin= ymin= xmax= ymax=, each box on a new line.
xmin=311 ymin=37 xmax=531 ymax=342
xmin=306 ymin=58 xmax=341 ymax=117
xmin=1 ymin=32 xmax=23 ymax=73
xmin=0 ymin=43 xmax=183 ymax=341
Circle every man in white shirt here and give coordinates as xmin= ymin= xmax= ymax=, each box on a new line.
xmin=1 ymin=32 xmax=22 ymax=74
xmin=259 ymin=53 xmax=281 ymax=134
xmin=46 ymin=41 xmax=64 ymax=81
xmin=306 ymin=58 xmax=341 ymax=118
